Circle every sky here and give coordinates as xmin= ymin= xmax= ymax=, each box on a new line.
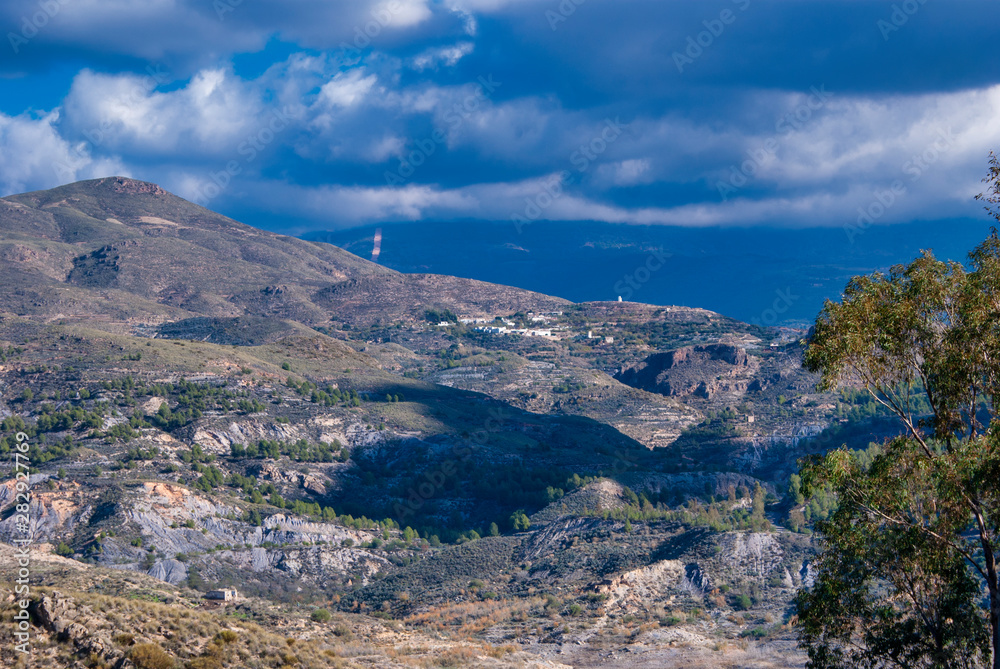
xmin=1 ymin=0 xmax=999 ymax=233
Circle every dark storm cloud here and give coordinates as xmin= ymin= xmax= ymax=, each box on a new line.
xmin=0 ymin=0 xmax=997 ymax=229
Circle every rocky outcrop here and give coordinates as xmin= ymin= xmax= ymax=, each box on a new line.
xmin=107 ymin=176 xmax=167 ymax=195
xmin=30 ymin=592 xmax=128 ymax=668
xmin=147 ymin=559 xmax=188 ymax=585
xmin=598 ymin=559 xmax=686 ymax=614
xmin=248 ymin=462 xmax=330 ymax=495
xmin=0 ymin=482 xmax=92 ymax=545
xmin=191 ymin=419 xmax=304 ymax=454
xmin=615 ymin=344 xmax=755 ymax=399
xmin=719 ymin=531 xmax=784 ymax=580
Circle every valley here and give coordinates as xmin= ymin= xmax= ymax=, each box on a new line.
xmin=0 ymin=178 xmax=895 ymax=668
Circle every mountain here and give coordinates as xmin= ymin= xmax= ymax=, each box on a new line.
xmin=0 ymin=178 xmax=892 ymax=668
xmin=0 ymin=177 xmax=566 ymax=327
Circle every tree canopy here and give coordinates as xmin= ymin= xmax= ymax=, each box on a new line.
xmin=797 ymin=159 xmax=1000 ymax=669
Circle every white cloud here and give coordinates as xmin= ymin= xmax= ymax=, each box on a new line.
xmin=62 ymin=68 xmax=262 ymax=157
xmin=700 ymin=85 xmax=1000 ymax=218
xmin=384 ymin=0 xmax=434 ymax=27
xmin=410 ymin=42 xmax=474 ymax=70
xmin=597 ymin=158 xmax=652 ymax=186
xmin=0 ymin=110 xmax=125 ymax=196
xmin=8 ymin=33 xmax=1000 ymax=234
xmin=318 ymin=70 xmax=379 ymax=108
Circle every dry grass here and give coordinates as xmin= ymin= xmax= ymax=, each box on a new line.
xmin=403 ymin=597 xmax=544 ymax=636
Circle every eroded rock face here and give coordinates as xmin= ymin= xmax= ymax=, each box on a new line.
xmin=30 ymin=592 xmax=126 ymax=667
xmin=598 ymin=559 xmax=686 ymax=615
xmin=720 ymin=532 xmax=784 ymax=580
xmin=0 ymin=480 xmax=90 ymax=545
xmin=148 ymin=559 xmax=188 ymax=585
xmin=615 ymin=344 xmax=754 ymax=399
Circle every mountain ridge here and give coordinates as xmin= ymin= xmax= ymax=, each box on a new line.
xmin=0 ymin=177 xmax=571 ymax=327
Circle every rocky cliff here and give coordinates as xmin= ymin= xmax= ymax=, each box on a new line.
xmin=615 ymin=343 xmax=756 ymax=399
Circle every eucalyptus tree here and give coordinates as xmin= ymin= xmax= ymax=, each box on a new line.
xmin=796 ymin=159 xmax=1000 ymax=669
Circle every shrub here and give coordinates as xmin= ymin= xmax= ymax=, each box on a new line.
xmin=128 ymin=642 xmax=174 ymax=669
xmin=733 ymin=593 xmax=753 ymax=610
xmin=311 ymin=608 xmax=332 ymax=623
xmin=215 ymin=629 xmax=238 ymax=644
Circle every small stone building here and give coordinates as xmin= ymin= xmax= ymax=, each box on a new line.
xmin=205 ymin=589 xmax=238 ymax=602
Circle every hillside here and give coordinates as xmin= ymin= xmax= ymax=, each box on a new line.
xmin=0 ymin=178 xmax=892 ymax=668
xmin=0 ymin=177 xmax=566 ymax=327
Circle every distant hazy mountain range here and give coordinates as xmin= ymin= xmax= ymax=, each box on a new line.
xmin=304 ymin=218 xmax=994 ymax=326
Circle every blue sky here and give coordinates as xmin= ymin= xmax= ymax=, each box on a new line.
xmin=1 ymin=0 xmax=998 ymax=232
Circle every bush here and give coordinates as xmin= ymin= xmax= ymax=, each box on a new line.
xmin=215 ymin=629 xmax=238 ymax=644
xmin=311 ymin=608 xmax=332 ymax=623
xmin=128 ymin=642 xmax=174 ymax=669
xmin=55 ymin=542 xmax=73 ymax=557
xmin=740 ymin=627 xmax=768 ymax=639
xmin=733 ymin=593 xmax=753 ymax=610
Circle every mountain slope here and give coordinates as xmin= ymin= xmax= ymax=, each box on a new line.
xmin=0 ymin=178 xmax=834 ymax=668
xmin=0 ymin=177 xmax=567 ymax=326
